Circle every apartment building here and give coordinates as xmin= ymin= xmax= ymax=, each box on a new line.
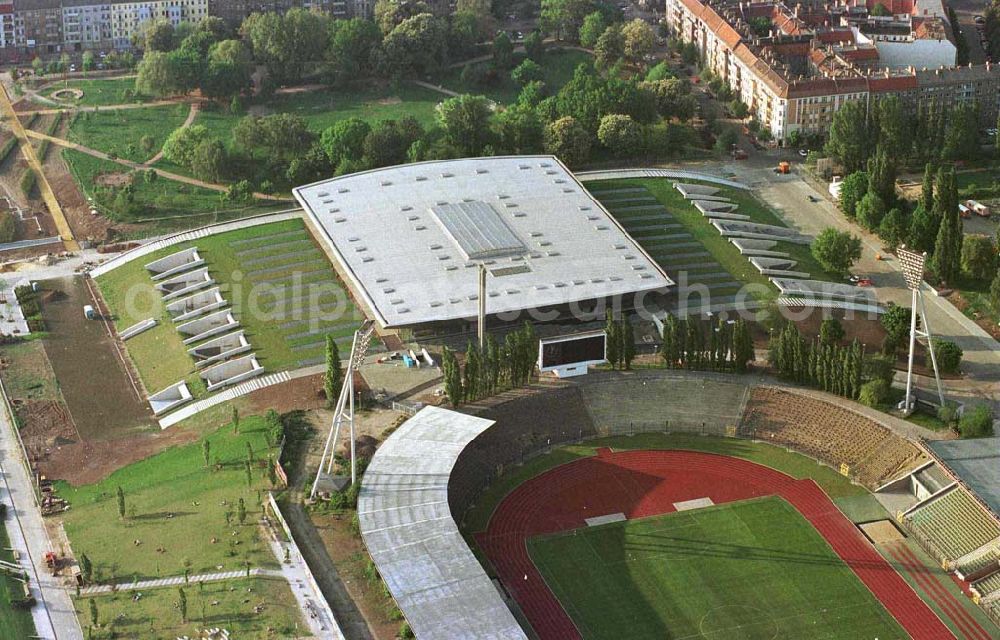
xmin=665 ymin=0 xmax=1000 ymax=142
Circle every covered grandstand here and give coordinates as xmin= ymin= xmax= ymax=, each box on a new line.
xmin=292 ymin=156 xmax=672 ymax=332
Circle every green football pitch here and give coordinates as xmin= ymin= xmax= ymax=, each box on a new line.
xmin=527 ymin=497 xmax=908 ymax=640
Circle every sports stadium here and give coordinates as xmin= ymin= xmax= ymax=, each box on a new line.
xmin=90 ymin=155 xmax=1000 ymax=639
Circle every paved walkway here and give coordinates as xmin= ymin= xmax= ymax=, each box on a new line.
xmin=79 ymin=568 xmax=282 ymax=596
xmin=0 ymin=382 xmax=83 ymax=640
xmin=143 ymin=102 xmax=198 ymax=167
xmin=0 ymin=82 xmax=78 ymax=251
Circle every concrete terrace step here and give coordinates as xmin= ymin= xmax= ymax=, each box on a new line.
xmin=234 ymin=237 xmax=312 ymax=257
xmin=230 ymin=229 xmax=306 ymax=247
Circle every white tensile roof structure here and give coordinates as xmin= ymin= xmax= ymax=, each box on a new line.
xmin=293 ymin=156 xmax=672 ymax=328
xmin=358 ymin=406 xmax=528 ymax=640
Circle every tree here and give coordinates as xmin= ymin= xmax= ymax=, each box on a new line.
xmin=327 ymin=18 xmax=382 ymax=83
xmin=858 ymin=379 xmax=890 ymax=408
xmin=929 ymin=339 xmax=962 ymax=374
xmin=380 ymin=13 xmax=449 ymax=77
xmin=920 ymin=163 xmax=936 ymax=212
xmin=880 ymin=302 xmax=910 ymax=354
xmin=837 ymin=171 xmax=868 ymax=218
xmin=960 ymin=235 xmax=997 ymax=280
xmin=597 ymin=114 xmax=641 ymax=155
xmin=820 ymin=317 xmax=845 ymax=345
xmin=931 ymin=169 xmax=962 ymax=283
xmin=512 ymin=59 xmax=543 ymax=86
xmin=162 ymin=124 xmax=211 ymax=167
xmin=202 ymin=439 xmax=211 ymax=469
xmin=578 ymin=11 xmax=607 ymax=48
xmin=374 ymin=0 xmax=429 ymax=34
xmin=825 ymin=101 xmax=871 ymax=173
xmin=876 ymin=96 xmax=908 ymax=159
xmin=116 ymin=486 xmax=126 ymax=520
xmin=524 ymin=31 xmax=545 ymax=60
xmin=620 ymin=318 xmax=636 ymax=369
xmin=991 ymin=271 xmax=1000 ymax=315
xmin=82 ymin=51 xmax=95 ymax=73
xmin=135 ymin=51 xmax=183 ymax=97
xmin=178 ymin=587 xmax=187 ymax=623
xmin=436 ymin=94 xmax=493 ymax=156
xmin=495 ymin=103 xmax=543 ymax=154
xmin=237 ymin=497 xmax=247 ymax=525
xmin=645 ymin=61 xmax=674 ymax=82
xmin=493 ymin=31 xmax=514 ymax=70
xmin=362 ymin=118 xmax=423 ymax=168
xmin=543 ymin=116 xmax=591 ymax=167
xmin=856 ymin=192 xmax=886 ymax=232
xmin=878 ymin=208 xmax=907 ymax=250
xmin=959 ymin=405 xmax=994 ymax=438
xmin=941 ymin=103 xmax=980 ymax=161
xmin=232 ymin=406 xmax=239 ymax=435
xmin=190 ymin=139 xmax=227 ymax=182
xmin=621 ymin=19 xmax=654 ymax=65
xmin=138 ymin=18 xmax=176 ymax=52
xmin=463 ymin=340 xmax=481 ymax=401
xmin=89 ymin=598 xmax=98 ymax=629
xmin=604 ymin=309 xmax=620 ymax=368
xmin=321 ymin=118 xmax=371 ymax=166
xmin=226 ymin=179 xmax=253 ymax=204
xmin=79 ymin=553 xmax=93 ymax=584
xmin=442 ymin=347 xmax=463 ymax=407
xmin=241 ymin=9 xmax=330 ymax=84
xmin=324 ymin=335 xmax=342 ymax=408
xmin=266 ymin=409 xmax=283 ymax=446
xmin=811 ymin=228 xmax=862 ymax=275
xmin=234 ymin=113 xmax=315 ymax=162
xmin=866 ymin=148 xmax=896 ymax=205
xmin=733 ymin=318 xmax=754 ymax=373
xmin=201 ymin=40 xmax=252 ymax=100
xmin=594 ymin=25 xmax=624 ymax=71
xmin=908 ymin=203 xmax=938 ymax=253
xmin=641 ymin=78 xmax=696 ymax=121
xmin=540 ymin=0 xmax=595 ymax=41
xmin=871 ymin=2 xmax=891 ymax=16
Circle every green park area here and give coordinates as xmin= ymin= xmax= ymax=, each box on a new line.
xmin=57 ymin=414 xmax=281 ymax=580
xmin=75 ymin=576 xmax=307 ymax=640
xmin=44 ymin=77 xmax=155 ymax=108
xmin=464 ymin=433 xmax=866 ymax=534
xmin=95 ymin=218 xmax=360 ymax=397
xmin=0 ymin=523 xmax=36 ymax=638
xmin=528 ymin=497 xmax=907 ymax=640
xmin=68 ymin=103 xmax=190 ymax=163
xmin=438 ymin=48 xmax=593 ymax=104
xmin=61 ymin=150 xmax=278 ymax=230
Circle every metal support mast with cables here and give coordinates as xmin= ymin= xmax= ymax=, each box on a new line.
xmin=310 ymin=320 xmax=376 ymax=500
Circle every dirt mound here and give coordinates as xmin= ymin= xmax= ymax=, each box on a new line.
xmin=93 ymin=172 xmax=132 ymax=187
xmin=17 ymin=399 xmax=78 ymax=459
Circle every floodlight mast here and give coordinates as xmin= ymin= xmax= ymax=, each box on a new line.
xmin=898 ymin=247 xmax=945 ymax=414
xmin=310 ymin=319 xmax=376 ymax=500
xmin=478 ymin=263 xmax=487 ymax=350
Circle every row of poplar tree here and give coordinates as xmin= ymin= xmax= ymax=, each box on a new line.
xmin=604 ymin=311 xmax=637 ymax=370
xmin=659 ymin=315 xmax=755 ymax=373
xmin=768 ymin=324 xmax=886 ymax=401
xmin=442 ymin=322 xmax=539 ymax=407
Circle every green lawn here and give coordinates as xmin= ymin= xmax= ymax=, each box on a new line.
xmin=0 ymin=522 xmax=37 ymax=638
xmin=68 ymin=104 xmax=189 ymax=163
xmin=956 ymin=168 xmax=1000 ymax=200
xmin=437 ymin=49 xmax=593 ymax=104
xmin=44 ymin=77 xmax=152 ymax=108
xmin=95 ymin=218 xmax=361 ymax=396
xmin=463 ymin=433 xmax=866 ymax=534
xmin=57 ymin=415 xmax=281 ymax=579
xmin=62 ymin=149 xmax=278 ymax=229
xmin=528 ymin=497 xmax=907 ymax=640
xmin=75 ymin=576 xmax=308 ymax=639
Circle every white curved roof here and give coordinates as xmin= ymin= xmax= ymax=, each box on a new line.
xmin=294 ymin=156 xmax=672 ymax=328
xmin=358 ymin=406 xmax=527 ymax=640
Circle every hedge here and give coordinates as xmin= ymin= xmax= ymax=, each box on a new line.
xmin=20 ymin=169 xmax=36 ymax=197
xmin=0 ymin=211 xmax=14 ymax=243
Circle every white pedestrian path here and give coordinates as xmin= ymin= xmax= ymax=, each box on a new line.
xmin=79 ymin=568 xmax=283 ymax=596
xmin=0 ymin=381 xmax=83 ymax=640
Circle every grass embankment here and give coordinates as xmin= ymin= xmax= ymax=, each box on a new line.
xmin=529 ymin=497 xmax=908 ymax=640
xmin=57 ymin=415 xmax=281 ymax=580
xmin=463 ymin=433 xmax=868 ymax=534
xmin=96 ymin=218 xmax=360 ymax=395
xmin=0 ymin=522 xmax=37 ymax=638
xmin=74 ymin=576 xmax=307 ymax=640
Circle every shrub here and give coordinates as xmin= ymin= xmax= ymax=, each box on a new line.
xmin=398 ymin=621 xmax=414 ymax=639
xmin=819 ymin=317 xmax=845 ymax=345
xmin=937 ymin=402 xmax=959 ymax=426
xmin=928 ymin=339 xmax=962 ymax=374
xmin=0 ymin=211 xmax=14 ymax=244
xmin=20 ymin=169 xmax=36 ymax=197
xmin=858 ymin=379 xmax=890 ymax=408
xmin=958 ymin=404 xmax=994 ymax=438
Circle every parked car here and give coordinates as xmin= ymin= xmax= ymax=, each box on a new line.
xmin=807 ymin=195 xmax=819 ymax=202
xmin=798 ymin=149 xmax=808 ymax=157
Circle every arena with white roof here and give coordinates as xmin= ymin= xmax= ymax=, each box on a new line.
xmin=293 ymin=156 xmax=673 ymax=330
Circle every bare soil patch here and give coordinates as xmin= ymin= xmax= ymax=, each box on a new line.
xmin=948 ymin=290 xmax=1000 ymax=340
xmin=39 ymin=276 xmax=154 ymax=440
xmin=246 ymin=373 xmax=327 ymax=414
xmin=375 ymin=96 xmax=402 ymax=106
xmin=92 ymin=171 xmax=131 ymax=188
xmin=45 ymin=117 xmax=113 ymax=242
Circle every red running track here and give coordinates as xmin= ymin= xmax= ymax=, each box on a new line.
xmin=476 ymin=449 xmax=954 ymax=640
